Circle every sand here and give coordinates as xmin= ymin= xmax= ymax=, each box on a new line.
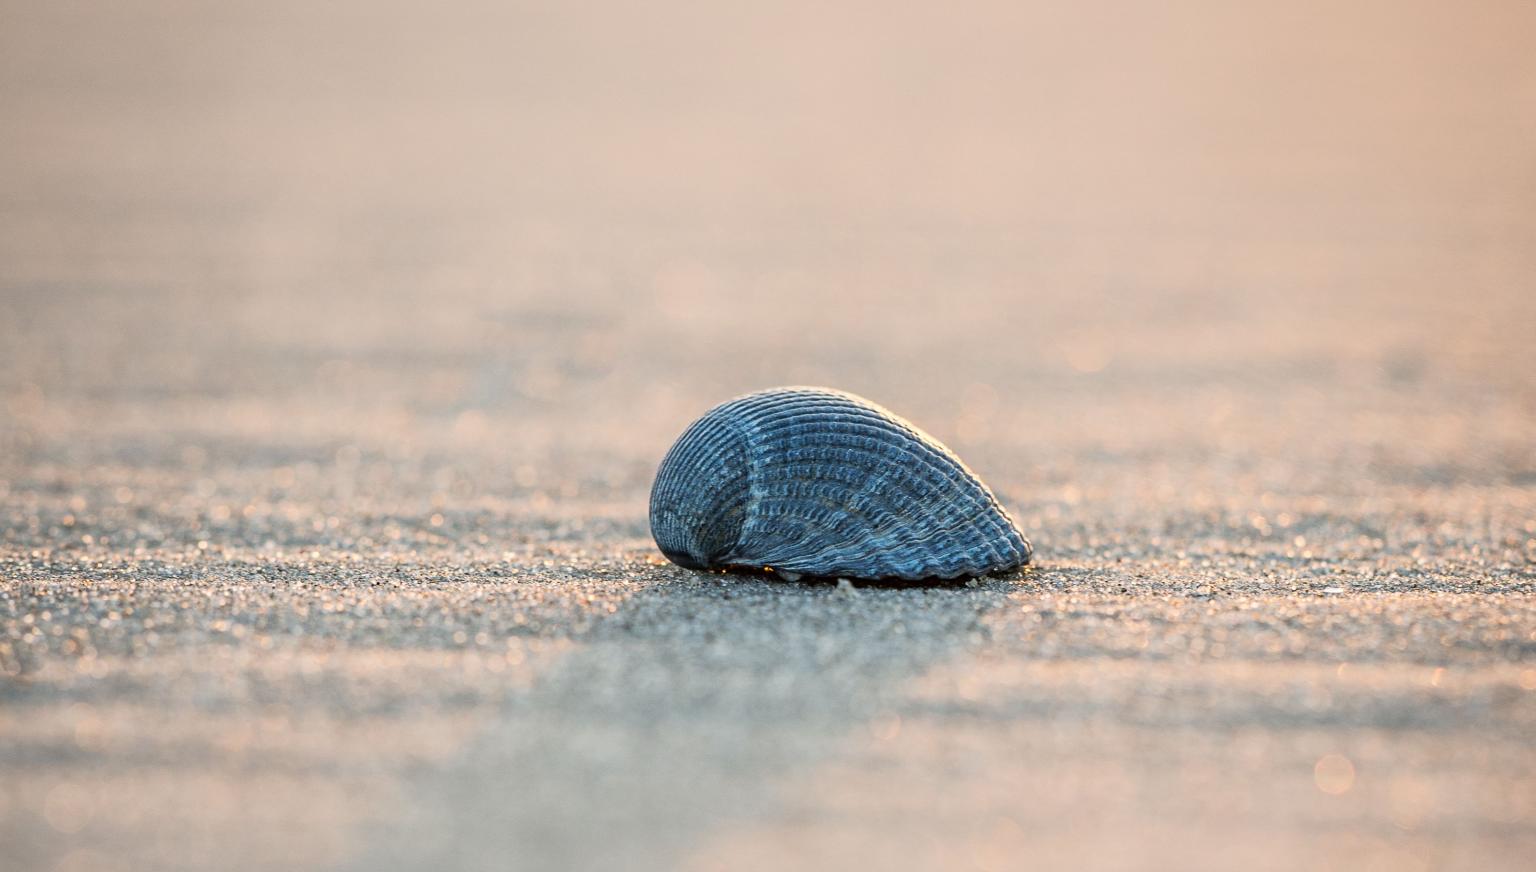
xmin=3 ymin=2 xmax=1535 ymax=870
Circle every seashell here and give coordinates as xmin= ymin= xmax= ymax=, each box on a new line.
xmin=649 ymin=386 xmax=1032 ymax=581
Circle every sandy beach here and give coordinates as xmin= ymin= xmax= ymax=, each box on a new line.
xmin=3 ymin=2 xmax=1535 ymax=870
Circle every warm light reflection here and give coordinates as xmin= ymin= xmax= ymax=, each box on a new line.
xmin=1057 ymin=334 xmax=1113 ymax=374
xmin=1314 ymin=754 xmax=1356 ymax=795
xmin=868 ymin=712 xmax=902 ymax=742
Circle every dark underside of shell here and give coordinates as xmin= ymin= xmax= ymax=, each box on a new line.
xmin=649 ymin=387 xmax=1032 ymax=581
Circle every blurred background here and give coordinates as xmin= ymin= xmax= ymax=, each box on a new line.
xmin=4 ymin=0 xmax=1533 ymax=458
xmin=2 ymin=2 xmax=1534 ymax=870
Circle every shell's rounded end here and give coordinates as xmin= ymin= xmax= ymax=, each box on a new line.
xmin=648 ymin=409 xmax=752 ymax=571
xmin=658 ymin=548 xmax=708 ymax=571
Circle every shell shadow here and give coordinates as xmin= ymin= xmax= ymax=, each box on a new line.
xmin=709 ymin=564 xmax=1037 ymax=591
xmin=351 ymin=558 xmax=1037 ymax=871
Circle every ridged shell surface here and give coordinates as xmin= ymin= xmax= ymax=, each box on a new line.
xmin=649 ymin=387 xmax=1032 ymax=580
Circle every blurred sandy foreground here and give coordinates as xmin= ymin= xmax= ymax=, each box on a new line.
xmin=2 ymin=2 xmax=1535 ymax=872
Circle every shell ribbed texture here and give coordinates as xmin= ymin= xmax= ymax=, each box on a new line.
xmin=649 ymin=387 xmax=1031 ymax=580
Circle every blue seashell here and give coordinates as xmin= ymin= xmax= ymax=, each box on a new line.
xmin=649 ymin=387 xmax=1032 ymax=581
